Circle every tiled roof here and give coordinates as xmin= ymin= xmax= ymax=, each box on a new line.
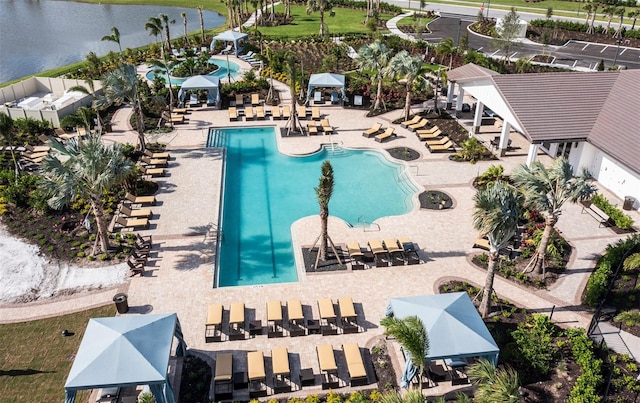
xmin=447 ymin=63 xmax=499 ymax=82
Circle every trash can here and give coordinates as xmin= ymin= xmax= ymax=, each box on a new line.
xmin=113 ymin=293 xmax=129 ymax=314
xmin=623 ymin=196 xmax=636 ymax=211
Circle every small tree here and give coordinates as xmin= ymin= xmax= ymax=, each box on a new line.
xmin=312 ymin=160 xmax=339 ymax=264
xmin=0 ymin=114 xmax=20 ymax=178
xmin=101 ymin=26 xmax=122 ymax=54
xmin=307 ymin=0 xmax=333 ymax=36
xmin=494 ymin=7 xmax=521 ymax=64
xmin=357 ymin=40 xmax=391 ymax=111
xmin=467 ymin=359 xmax=521 ymax=402
xmin=381 ymin=315 xmax=429 ymax=389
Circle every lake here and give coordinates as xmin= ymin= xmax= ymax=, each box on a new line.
xmin=0 ymin=0 xmax=225 ymax=84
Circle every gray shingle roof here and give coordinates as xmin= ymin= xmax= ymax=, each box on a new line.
xmin=447 ymin=63 xmax=499 ymax=82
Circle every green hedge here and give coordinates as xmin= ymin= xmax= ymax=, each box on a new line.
xmin=591 ymin=193 xmax=635 ymax=230
xmin=584 ymin=235 xmax=640 ymax=307
xmin=567 ymin=328 xmax=603 ymax=403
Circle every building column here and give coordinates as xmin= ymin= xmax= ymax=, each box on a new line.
xmin=498 ymin=121 xmax=511 ymax=157
xmin=446 ymin=81 xmax=455 ymax=109
xmin=526 ymin=144 xmax=540 ymax=166
xmin=473 ymin=101 xmax=484 ymax=133
xmin=455 ymin=87 xmax=465 ymax=112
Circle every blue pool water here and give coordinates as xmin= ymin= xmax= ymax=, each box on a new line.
xmin=209 ymin=126 xmax=418 ymax=287
xmin=145 ymin=59 xmax=241 ymax=85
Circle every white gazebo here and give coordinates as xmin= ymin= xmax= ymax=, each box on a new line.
xmin=210 ymin=30 xmax=249 ymax=56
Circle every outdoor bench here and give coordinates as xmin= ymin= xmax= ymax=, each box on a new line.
xmin=581 ymin=202 xmax=611 ymax=227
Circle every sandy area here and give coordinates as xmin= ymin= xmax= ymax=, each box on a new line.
xmin=0 ymin=225 xmax=127 ymax=304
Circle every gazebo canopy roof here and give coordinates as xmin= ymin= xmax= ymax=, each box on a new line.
xmin=389 ymin=292 xmax=499 ymax=364
xmin=180 ymin=75 xmax=220 ymax=90
xmin=212 ymin=29 xmax=249 ymax=42
xmin=308 ymin=72 xmax=345 ymax=88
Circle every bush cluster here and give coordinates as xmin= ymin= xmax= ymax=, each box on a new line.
xmin=511 ymin=314 xmax=556 ymax=377
xmin=566 ymin=328 xmax=603 ymax=403
xmin=591 ymin=193 xmax=635 ymax=229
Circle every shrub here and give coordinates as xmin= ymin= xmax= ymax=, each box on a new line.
xmin=591 ymin=193 xmax=635 ymax=230
xmin=566 ymin=328 xmax=603 ymax=403
xmin=454 ymin=137 xmax=488 ymax=164
xmin=614 ymin=310 xmax=640 ymax=327
xmin=511 ymin=314 xmax=556 ymax=377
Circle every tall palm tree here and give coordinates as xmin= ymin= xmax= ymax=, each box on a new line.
xmin=0 ymin=114 xmax=20 ymax=178
xmin=145 ymin=16 xmax=165 ymax=58
xmin=160 ymin=14 xmax=175 ymax=55
xmin=467 ymin=359 xmax=521 ymax=403
xmin=629 ymin=10 xmax=639 ymax=30
xmin=587 ymin=1 xmax=601 ymax=34
xmin=473 ymin=181 xmax=521 ymax=318
xmin=436 ymin=37 xmax=455 ymax=69
xmin=68 ymin=79 xmax=104 ymax=134
xmin=181 ymin=12 xmax=190 ymax=47
xmin=284 ymin=54 xmax=303 ymax=134
xmin=101 ymin=63 xmax=148 ymax=151
xmin=148 ymin=57 xmax=177 ymax=118
xmin=512 ymin=158 xmax=595 ymax=276
xmin=613 ymin=7 xmax=625 ymax=38
xmin=307 ymin=0 xmax=333 ymax=36
xmin=583 ymin=3 xmax=593 ymax=25
xmin=357 ymin=40 xmax=391 ymax=111
xmin=315 ymin=160 xmax=334 ymax=262
xmin=380 ymin=315 xmax=429 ymax=389
xmin=198 ymin=6 xmax=206 ymax=45
xmin=602 ymin=5 xmax=615 ymax=32
xmin=385 ymin=50 xmax=430 ymax=122
xmin=101 ymin=26 xmax=122 ymax=54
xmin=39 ymin=134 xmax=135 ymax=254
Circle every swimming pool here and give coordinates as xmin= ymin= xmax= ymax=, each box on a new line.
xmin=145 ymin=59 xmax=240 ymax=86
xmin=208 ymin=126 xmax=419 ymax=287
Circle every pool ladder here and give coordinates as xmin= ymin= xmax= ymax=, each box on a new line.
xmin=357 ymin=216 xmax=380 ymax=232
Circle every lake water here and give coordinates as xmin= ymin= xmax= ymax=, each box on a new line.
xmin=0 ymin=0 xmax=225 ymax=84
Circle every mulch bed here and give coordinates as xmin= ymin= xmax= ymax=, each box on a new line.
xmin=178 ymin=355 xmax=211 ymax=403
xmin=419 ymin=190 xmax=453 ymax=210
xmin=370 ymin=340 xmax=399 ymax=392
xmin=386 ymin=147 xmax=420 ymax=161
xmin=527 ymin=26 xmax=640 ymax=48
xmin=302 ymin=246 xmax=348 ymax=273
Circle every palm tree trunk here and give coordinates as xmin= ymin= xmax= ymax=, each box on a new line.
xmin=588 ymin=11 xmax=597 ymax=34
xmin=199 ymin=7 xmax=205 ymax=45
xmin=319 ymin=209 xmax=329 ymax=261
xmin=480 ymin=251 xmax=498 ymax=318
xmin=373 ymin=75 xmax=383 ymax=111
xmin=134 ymin=101 xmax=146 ymax=151
xmin=89 ymin=194 xmax=110 ymax=254
xmin=320 ymin=11 xmax=325 ymax=36
xmin=403 ymin=81 xmax=412 ymax=122
xmin=534 ymin=215 xmax=557 ymax=275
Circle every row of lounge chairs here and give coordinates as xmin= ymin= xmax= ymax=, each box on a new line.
xmin=347 ymin=238 xmax=421 ymax=269
xmin=205 ymin=297 xmax=360 ymax=343
xmin=229 ymin=106 xmax=269 ymax=121
xmin=239 ymin=51 xmax=262 ymax=67
xmin=126 ymin=234 xmax=152 ymax=276
xmin=362 ymin=123 xmax=396 ymax=142
xmin=213 ymin=342 xmax=370 ymax=400
xmin=235 ymin=93 xmax=262 ymax=107
xmin=402 ymin=116 xmax=457 ymax=152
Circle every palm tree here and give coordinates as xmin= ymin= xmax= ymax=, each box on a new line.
xmin=379 ymin=389 xmax=425 ymax=403
xmin=436 ymin=37 xmax=455 ymax=69
xmin=160 ymin=14 xmax=175 ymax=55
xmin=512 ymin=158 xmax=595 ymax=276
xmin=613 ymin=7 xmax=625 ymax=38
xmin=307 ymin=0 xmax=333 ymax=36
xmin=467 ymin=359 xmax=520 ymax=403
xmin=587 ymin=1 xmax=600 ymax=34
xmin=101 ymin=26 xmax=122 ymax=54
xmin=68 ymin=79 xmax=104 ymax=134
xmin=380 ymin=315 xmax=429 ymax=389
xmin=473 ymin=181 xmax=521 ymax=318
xmin=101 ymin=63 xmax=148 ymax=151
xmin=629 ymin=10 xmax=639 ymax=30
xmin=583 ymin=3 xmax=593 ymax=25
xmin=602 ymin=5 xmax=615 ymax=33
xmin=357 ymin=40 xmax=391 ymax=111
xmin=181 ymin=12 xmax=190 ymax=47
xmin=284 ymin=54 xmax=303 ymax=134
xmin=148 ymin=57 xmax=177 ymax=118
xmin=315 ymin=160 xmax=334 ymax=263
xmin=198 ymin=6 xmax=206 ymax=45
xmin=0 ymin=114 xmax=20 ymax=178
xmin=145 ymin=16 xmax=164 ymax=58
xmin=39 ymin=134 xmax=135 ymax=254
xmin=385 ymin=50 xmax=430 ymax=122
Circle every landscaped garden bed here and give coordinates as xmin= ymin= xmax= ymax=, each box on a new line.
xmin=386 ymin=147 xmax=420 ymax=161
xmin=419 ymin=190 xmax=453 ymax=210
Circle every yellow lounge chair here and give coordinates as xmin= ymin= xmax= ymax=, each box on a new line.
xmin=418 ymin=129 xmax=442 ymax=141
xmin=205 ymin=304 xmax=223 ymax=342
xmin=144 ymin=149 xmax=170 ymax=159
xmin=125 ymin=192 xmax=156 ymax=205
xmin=347 ymin=242 xmax=365 ymax=270
xmin=311 ymin=107 xmax=320 ymax=120
xmin=368 ymin=240 xmax=389 ymax=267
xmin=282 ymin=105 xmax=291 ymax=119
xmin=245 ymin=106 xmax=255 ymax=120
xmin=375 ymin=127 xmax=396 ymax=142
xmin=120 ymin=205 xmax=152 ymax=218
xmin=426 ymin=136 xmax=451 ymax=147
xmin=416 ymin=125 xmax=440 ymax=136
xmin=272 ymin=106 xmax=282 ymax=120
xmin=229 ymin=302 xmax=245 ymax=340
xmin=343 ymin=343 xmax=368 ymax=386
xmin=400 ymin=115 xmax=421 ymax=128
xmin=308 ymin=122 xmax=319 ymax=135
xmin=251 ymin=93 xmax=260 ymax=106
xmin=173 ymin=107 xmax=188 ymax=114
xmin=321 ymin=119 xmax=333 ymax=134
xmin=362 ymin=123 xmax=382 ymax=137
xmin=116 ymin=215 xmax=149 ymax=229
xmin=141 ymin=155 xmax=167 ymax=167
xmin=26 ymin=144 xmax=50 ymax=153
xmin=317 ymin=344 xmax=339 ymax=389
xmin=297 ymin=106 xmax=307 ymax=120
xmin=428 ymin=140 xmax=455 ymax=152
xmin=140 ymin=165 xmax=165 ymax=177
xmin=228 ymin=106 xmax=239 ymax=121
xmin=408 ymin=118 xmax=429 ymax=131
xmin=272 ymin=347 xmax=291 ymax=392
xmin=256 ymin=106 xmax=265 ymax=120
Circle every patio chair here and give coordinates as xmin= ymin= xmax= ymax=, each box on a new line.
xmin=141 ymin=155 xmax=168 ymax=167
xmin=189 ymin=93 xmax=199 ymax=107
xmin=25 ymin=144 xmax=50 ymax=153
xmin=347 ymin=242 xmax=365 ymax=270
xmin=317 ymin=298 xmax=338 ymax=335
xmin=321 ymin=119 xmax=333 ymax=134
xmin=417 ymin=129 xmax=442 ymax=141
xmin=144 ymin=149 xmax=170 ymax=159
xmin=338 ymin=297 xmax=358 ymax=334
xmin=375 ymin=127 xmax=396 ymax=142
xmin=125 ymin=192 xmax=156 ymax=206
xmin=127 ymin=256 xmax=145 ymax=276
xmin=286 ymin=299 xmax=306 ymax=337
xmin=229 ymin=302 xmax=246 ymax=340
xmin=240 ymin=51 xmax=255 ymax=60
xmin=362 ymin=123 xmax=382 ymax=138
xmin=235 ymin=94 xmax=244 ymax=106
xmin=120 ymin=205 xmax=152 ymax=219
xmin=314 ymin=91 xmax=323 ymax=104
xmin=383 ymin=239 xmax=406 ymax=266
xmin=245 ymin=106 xmax=255 ymax=120
xmin=297 ymin=106 xmax=307 ymax=120
xmin=140 ymin=165 xmax=165 ymax=177
xmin=343 ymin=343 xmax=368 ymax=386
xmin=272 ymin=106 xmax=282 ymax=120
xmin=272 ymin=347 xmax=291 ymax=393
xmin=282 ymin=105 xmax=291 ymax=119
xmin=308 ymin=121 xmax=319 ymax=135
xmin=256 ymin=106 xmax=266 ymax=120
xmin=368 ymin=240 xmax=390 ymax=267
xmin=400 ymin=115 xmax=421 ymax=128
xmin=248 ymin=351 xmax=267 ymax=398
xmin=116 ymin=215 xmax=148 ymax=230
xmin=428 ymin=140 xmax=455 ymax=152
xmin=229 ymin=106 xmax=239 ymax=121
xmin=408 ymin=118 xmax=429 ymax=132
xmin=331 ymin=92 xmax=340 ymax=104
xmin=473 ymin=235 xmax=490 ymax=251
xmin=251 ymin=93 xmax=260 ymax=106
xmin=316 ymin=344 xmax=339 ymax=389
xmin=214 ymin=353 xmax=234 ymax=400
xmin=205 ymin=304 xmax=224 ymax=342
xmin=219 ymin=44 xmax=232 ymax=55
xmin=426 ymin=136 xmax=452 ymax=147
xmin=267 ymin=300 xmax=284 ymax=338
xmin=311 ymin=107 xmax=321 ymax=120
xmin=172 ymin=107 xmax=188 ymax=114
xmin=398 ymin=238 xmax=420 ymax=265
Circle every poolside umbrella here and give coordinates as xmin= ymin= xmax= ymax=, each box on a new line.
xmin=400 ymin=350 xmax=418 ymax=388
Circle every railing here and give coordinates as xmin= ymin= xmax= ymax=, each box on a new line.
xmin=357 ymin=216 xmax=380 ymax=232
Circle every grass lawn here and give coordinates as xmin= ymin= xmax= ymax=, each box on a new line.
xmin=256 ymin=5 xmax=386 ymax=38
xmin=0 ymin=305 xmax=116 ymax=403
xmin=396 ymin=15 xmax=435 ymax=27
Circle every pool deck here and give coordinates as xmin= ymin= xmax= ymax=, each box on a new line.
xmin=3 ymin=61 xmax=640 ymax=398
